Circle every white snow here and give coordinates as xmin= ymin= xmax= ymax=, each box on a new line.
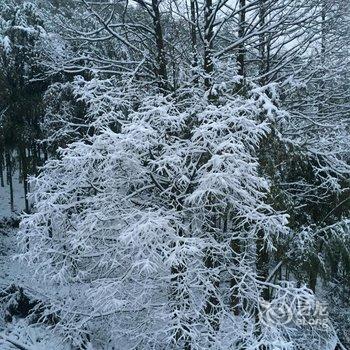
xmin=0 ymin=171 xmax=26 ymax=219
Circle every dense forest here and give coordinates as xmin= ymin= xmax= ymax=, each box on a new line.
xmin=0 ymin=0 xmax=349 ymax=349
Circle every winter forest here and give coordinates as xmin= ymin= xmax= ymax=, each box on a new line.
xmin=0 ymin=0 xmax=349 ymax=349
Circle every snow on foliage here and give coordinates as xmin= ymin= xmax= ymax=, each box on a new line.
xmin=0 ymin=0 xmax=347 ymax=348
xmin=0 ymin=319 xmax=70 ymax=350
xmin=18 ymin=76 xmax=336 ymax=349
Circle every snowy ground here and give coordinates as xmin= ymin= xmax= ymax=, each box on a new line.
xmin=0 ymin=172 xmax=26 ymax=219
xmin=0 ymin=225 xmax=72 ymax=349
xmin=0 ymin=180 xmax=72 ymax=349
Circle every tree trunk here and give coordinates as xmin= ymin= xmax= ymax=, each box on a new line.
xmin=230 ymin=238 xmax=241 ymax=315
xmin=237 ymin=0 xmax=246 ymax=92
xmin=5 ymin=150 xmax=14 ymax=212
xmin=309 ymin=264 xmax=318 ymax=293
xmin=171 ymin=262 xmax=191 ymax=350
xmin=203 ymin=216 xmax=220 ymax=335
xmin=0 ymin=152 xmax=4 ymax=187
xmin=203 ymin=0 xmax=214 ymax=95
xmin=170 ymin=217 xmax=191 ymax=349
xmin=204 ymin=248 xmax=220 ymax=331
xmin=190 ymin=0 xmax=198 ymax=83
xmin=258 ymin=0 xmax=267 ymax=86
xmin=318 ymin=0 xmax=326 ymax=117
xmin=256 ymin=230 xmax=270 ymax=301
xmin=19 ymin=146 xmax=30 ymax=213
xmin=152 ymin=0 xmax=168 ymax=91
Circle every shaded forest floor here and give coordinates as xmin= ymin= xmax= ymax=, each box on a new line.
xmin=0 ymin=175 xmax=26 ymax=219
xmin=0 ymin=222 xmax=70 ymax=349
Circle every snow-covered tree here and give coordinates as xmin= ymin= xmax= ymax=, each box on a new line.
xmin=19 ymin=69 xmax=339 ymax=348
xmin=1 ymin=0 xmax=347 ymax=349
